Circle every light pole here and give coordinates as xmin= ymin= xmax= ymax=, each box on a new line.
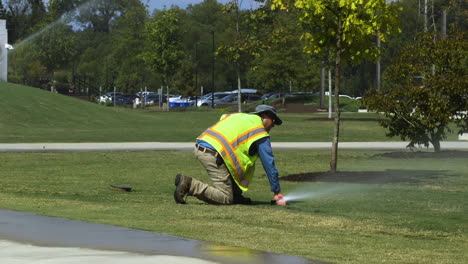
xmin=194 ymin=41 xmax=208 ymax=107
xmin=211 ymin=30 xmax=215 ymax=109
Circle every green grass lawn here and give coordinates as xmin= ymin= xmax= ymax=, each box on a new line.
xmin=1 ymin=82 xmax=467 ymax=263
xmin=1 ymin=82 xmax=460 ymax=143
xmin=0 ymin=150 xmax=466 ymax=263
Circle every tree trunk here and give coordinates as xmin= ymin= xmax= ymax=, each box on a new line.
xmin=432 ymin=140 xmax=441 ymax=152
xmin=330 ymin=17 xmax=342 ymax=173
xmin=431 ymin=132 xmax=442 ymax=152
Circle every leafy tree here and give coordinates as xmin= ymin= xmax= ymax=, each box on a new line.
xmin=247 ymin=6 xmax=318 ymax=95
xmin=5 ymin=0 xmax=31 ymax=43
xmin=363 ymin=31 xmax=467 ymax=152
xmin=27 ymin=59 xmax=47 ymax=81
xmin=0 ymin=1 xmax=8 ymax=18
xmin=142 ymin=8 xmax=186 ymax=91
xmin=77 ymin=0 xmax=122 ymax=33
xmin=76 ymin=38 xmax=113 ymax=90
xmin=186 ymin=0 xmax=235 ymax=94
xmin=45 ymin=0 xmax=80 ymax=22
xmin=446 ymin=0 xmax=468 ymax=30
xmin=217 ymin=0 xmax=273 ymax=111
xmin=173 ymin=57 xmax=196 ymax=96
xmin=35 ymin=23 xmax=77 ymax=73
xmin=7 ymin=0 xmax=441 ymax=108
xmin=271 ymin=0 xmax=400 ymax=172
xmin=8 ymin=41 xmax=41 ymax=84
xmin=109 ymin=0 xmax=148 ymax=93
xmin=28 ymin=0 xmax=46 ymax=28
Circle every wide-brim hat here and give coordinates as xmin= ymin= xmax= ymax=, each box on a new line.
xmin=251 ymin=104 xmax=282 ymax=125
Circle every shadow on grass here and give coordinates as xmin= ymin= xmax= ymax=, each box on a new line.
xmin=249 ymin=200 xmax=307 ymax=206
xmin=280 ymin=170 xmax=450 ymax=184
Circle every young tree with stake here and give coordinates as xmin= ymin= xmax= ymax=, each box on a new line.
xmin=271 ymin=0 xmax=400 ymax=172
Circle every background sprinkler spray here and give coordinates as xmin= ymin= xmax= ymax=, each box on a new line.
xmin=12 ymin=0 xmax=103 ymax=50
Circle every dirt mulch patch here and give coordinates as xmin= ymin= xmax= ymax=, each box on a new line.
xmin=305 ymin=117 xmax=377 ymax=121
xmin=274 ymin=103 xmax=321 ymax=113
xmin=377 ymin=150 xmax=468 ymax=159
xmin=281 ymin=170 xmax=445 ymax=184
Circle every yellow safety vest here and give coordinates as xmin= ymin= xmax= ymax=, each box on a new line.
xmin=197 ymin=113 xmax=269 ymax=191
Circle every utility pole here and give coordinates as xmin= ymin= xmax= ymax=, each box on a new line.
xmin=235 ymin=0 xmax=242 ymax=113
xmin=420 ymin=0 xmax=437 ymax=75
xmin=441 ymin=9 xmax=447 ymax=39
xmin=328 ymin=69 xmax=332 ymax=119
xmin=424 ymin=0 xmax=428 ymax=32
xmin=420 ymin=0 xmax=436 ymax=33
xmin=320 ymin=62 xmax=325 ymax=109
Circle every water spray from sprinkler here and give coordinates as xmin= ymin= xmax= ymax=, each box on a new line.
xmin=12 ymin=0 xmax=103 ymax=50
xmin=271 ymin=184 xmax=367 ymax=205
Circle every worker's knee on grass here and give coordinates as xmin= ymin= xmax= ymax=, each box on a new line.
xmin=198 ymin=189 xmax=234 ymax=205
xmin=211 ymin=191 xmax=234 ymax=205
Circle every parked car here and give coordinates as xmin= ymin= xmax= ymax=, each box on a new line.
xmin=261 ymin=92 xmax=285 ymax=100
xmin=230 ymin=88 xmax=258 ymax=94
xmin=97 ymin=92 xmax=124 ymax=103
xmin=139 ymin=93 xmax=160 ymax=105
xmin=218 ymin=94 xmax=262 ymax=105
xmin=196 ymin=92 xmax=231 ymax=107
xmin=135 ymin=91 xmax=157 ymax=97
xmin=113 ymin=95 xmax=133 ymax=105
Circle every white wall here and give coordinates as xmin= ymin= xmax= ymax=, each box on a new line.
xmin=0 ymin=20 xmax=7 ymax=82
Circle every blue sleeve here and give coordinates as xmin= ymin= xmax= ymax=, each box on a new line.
xmin=254 ymin=137 xmax=281 ymax=193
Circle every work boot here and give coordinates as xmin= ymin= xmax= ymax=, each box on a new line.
xmin=233 ymin=195 xmax=252 ymax=205
xmin=174 ymin=174 xmax=192 ymax=204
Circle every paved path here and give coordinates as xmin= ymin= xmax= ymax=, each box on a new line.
xmin=1 ymin=141 xmax=466 ymax=264
xmin=0 ymin=210 xmax=324 ymax=264
xmin=0 ymin=141 xmax=467 ymax=152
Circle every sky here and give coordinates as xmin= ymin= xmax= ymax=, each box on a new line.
xmin=145 ymin=0 xmax=262 ymax=11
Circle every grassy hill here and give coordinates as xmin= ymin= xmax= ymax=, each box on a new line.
xmin=0 ymin=82 xmax=220 ymax=143
xmin=1 ymin=82 xmax=459 ymax=143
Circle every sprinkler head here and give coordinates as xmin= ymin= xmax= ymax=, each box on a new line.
xmin=276 ymin=199 xmax=287 ymax=205
xmin=270 ymin=199 xmax=287 ymax=206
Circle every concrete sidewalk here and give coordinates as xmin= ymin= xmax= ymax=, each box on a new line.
xmin=0 ymin=210 xmax=321 ymax=264
xmin=0 ymin=141 xmax=467 ymax=152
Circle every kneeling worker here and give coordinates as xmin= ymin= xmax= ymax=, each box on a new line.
xmin=174 ymin=104 xmax=285 ymax=205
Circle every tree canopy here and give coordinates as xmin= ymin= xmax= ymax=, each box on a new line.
xmin=3 ymin=0 xmax=465 ymax=104
xmin=363 ymin=30 xmax=468 ymax=152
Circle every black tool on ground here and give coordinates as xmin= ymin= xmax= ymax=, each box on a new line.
xmin=110 ymin=184 xmax=132 ymax=192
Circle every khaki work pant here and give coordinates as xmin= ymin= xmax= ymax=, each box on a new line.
xmin=189 ymin=147 xmax=242 ymax=204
